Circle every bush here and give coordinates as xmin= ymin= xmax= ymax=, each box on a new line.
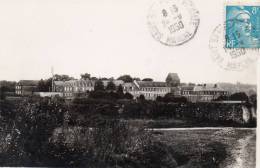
xmin=129 ymin=141 xmax=178 ymax=168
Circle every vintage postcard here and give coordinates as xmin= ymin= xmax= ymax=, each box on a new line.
xmin=0 ymin=0 xmax=258 ymax=167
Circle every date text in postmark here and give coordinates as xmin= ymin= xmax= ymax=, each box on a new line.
xmin=209 ymin=24 xmax=259 ymax=71
xmin=147 ymin=0 xmax=200 ymax=46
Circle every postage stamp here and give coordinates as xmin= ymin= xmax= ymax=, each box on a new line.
xmin=209 ymin=24 xmax=259 ymax=71
xmin=147 ymin=0 xmax=200 ymax=46
xmin=225 ymin=5 xmax=260 ymax=48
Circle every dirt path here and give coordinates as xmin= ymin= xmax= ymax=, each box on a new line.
xmin=151 ymin=127 xmax=255 ymax=131
xmin=152 ymin=127 xmax=256 ymax=168
xmin=223 ymin=132 xmax=256 ymax=168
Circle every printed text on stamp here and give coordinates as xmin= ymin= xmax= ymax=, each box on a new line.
xmin=226 ymin=6 xmax=260 ymax=48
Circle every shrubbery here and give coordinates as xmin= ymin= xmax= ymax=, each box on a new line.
xmin=0 ymin=95 xmax=256 ymax=166
xmin=0 ymin=97 xmax=181 ymax=167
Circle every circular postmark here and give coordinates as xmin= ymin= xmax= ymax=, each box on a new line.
xmin=209 ymin=24 xmax=259 ymax=71
xmin=147 ymin=0 xmax=200 ymax=46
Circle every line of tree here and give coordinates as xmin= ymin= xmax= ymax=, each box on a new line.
xmin=38 ymin=74 xmax=75 ymax=92
xmin=0 ymin=81 xmax=16 ymax=99
xmin=214 ymin=92 xmax=251 ymax=102
xmin=88 ymin=79 xmax=133 ymax=100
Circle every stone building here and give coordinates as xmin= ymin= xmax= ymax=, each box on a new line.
xmin=102 ymin=80 xmax=124 ymax=89
xmin=181 ymin=84 xmax=229 ymax=102
xmin=133 ymin=80 xmax=171 ymax=100
xmin=122 ymin=82 xmax=140 ymax=99
xmin=16 ymin=80 xmax=39 ymax=96
xmin=63 ymin=79 xmax=95 ymax=98
xmin=54 ymin=81 xmax=65 ymax=92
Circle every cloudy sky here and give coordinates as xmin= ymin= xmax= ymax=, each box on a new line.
xmin=0 ymin=0 xmax=258 ymax=84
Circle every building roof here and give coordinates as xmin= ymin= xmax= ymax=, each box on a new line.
xmin=18 ymin=80 xmax=39 ymax=86
xmin=167 ymin=73 xmax=180 ymax=80
xmin=64 ymin=79 xmax=95 ymax=87
xmin=171 ymin=87 xmax=181 ymax=91
xmin=136 ymin=81 xmax=168 ymax=88
xmin=123 ymin=82 xmax=135 ymax=87
xmin=180 ymin=86 xmax=195 ymax=91
xmin=122 ymin=82 xmax=139 ymax=90
xmin=54 ymin=81 xmax=65 ymax=86
xmin=193 ymin=84 xmax=224 ymax=91
xmin=102 ymin=80 xmax=124 ymax=87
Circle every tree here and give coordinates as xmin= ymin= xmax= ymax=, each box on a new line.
xmin=188 ymin=83 xmax=195 ymax=86
xmin=142 ymin=78 xmax=153 ymax=82
xmin=0 ymin=81 xmax=16 ymax=99
xmin=124 ymin=92 xmax=133 ymax=99
xmin=38 ymin=79 xmax=47 ymax=92
xmin=106 ymin=81 xmax=116 ymax=91
xmin=13 ymin=97 xmax=66 ymax=165
xmin=139 ymin=95 xmax=145 ymax=101
xmin=80 ymin=73 xmax=91 ymax=80
xmin=37 ymin=78 xmax=52 ymax=92
xmin=214 ymin=95 xmax=229 ymax=101
xmin=229 ymin=92 xmax=249 ymax=101
xmin=91 ymin=77 xmax=98 ymax=81
xmin=156 ymin=96 xmax=163 ymax=102
xmin=54 ymin=74 xmax=74 ymax=81
xmin=94 ymin=80 xmax=104 ymax=91
xmin=0 ymin=86 xmax=6 ymax=100
xmin=117 ymin=75 xmax=133 ymax=83
xmin=249 ymin=94 xmax=257 ymax=107
xmin=133 ymin=77 xmax=141 ymax=81
xmin=163 ymin=93 xmax=187 ymax=103
xmin=117 ymin=84 xmax=124 ymax=94
xmin=0 ymin=81 xmax=16 ymax=92
xmin=116 ymin=84 xmax=124 ymax=98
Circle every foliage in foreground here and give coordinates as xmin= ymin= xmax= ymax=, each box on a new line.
xmin=0 ymin=98 xmax=181 ymax=167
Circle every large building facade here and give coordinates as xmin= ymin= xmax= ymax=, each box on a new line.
xmin=181 ymin=84 xmax=230 ymax=102
xmin=49 ymin=73 xmax=230 ymax=102
xmin=133 ymin=81 xmax=171 ymax=100
xmin=63 ymin=79 xmax=95 ymax=98
xmin=16 ymin=80 xmax=39 ymax=96
xmin=122 ymin=81 xmax=172 ymax=100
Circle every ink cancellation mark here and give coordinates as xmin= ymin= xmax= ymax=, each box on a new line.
xmin=209 ymin=24 xmax=259 ymax=71
xmin=225 ymin=6 xmax=260 ymax=48
xmin=147 ymin=0 xmax=200 ymax=46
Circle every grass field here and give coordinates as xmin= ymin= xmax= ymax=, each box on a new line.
xmin=152 ymin=128 xmax=256 ymax=168
xmin=124 ymin=118 xmax=254 ymax=128
xmin=51 ymin=125 xmax=256 ymax=167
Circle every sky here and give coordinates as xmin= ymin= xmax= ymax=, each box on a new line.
xmin=0 ymin=0 xmax=258 ymax=84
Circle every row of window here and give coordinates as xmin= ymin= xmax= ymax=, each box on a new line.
xmin=124 ymin=86 xmax=134 ymax=91
xmin=186 ymin=95 xmax=215 ymax=102
xmin=182 ymin=91 xmax=228 ymax=95
xmin=141 ymin=87 xmax=170 ymax=92
xmin=64 ymin=93 xmax=73 ymax=97
xmin=64 ymin=87 xmax=94 ymax=92
xmin=65 ymin=83 xmax=93 ymax=87
xmin=143 ymin=93 xmax=166 ymax=99
xmin=16 ymin=91 xmax=22 ymax=95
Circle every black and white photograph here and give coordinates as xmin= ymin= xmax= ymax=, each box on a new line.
xmin=0 ymin=0 xmax=258 ymax=167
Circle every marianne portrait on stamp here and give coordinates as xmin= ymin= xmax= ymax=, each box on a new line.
xmin=225 ymin=6 xmax=260 ymax=48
